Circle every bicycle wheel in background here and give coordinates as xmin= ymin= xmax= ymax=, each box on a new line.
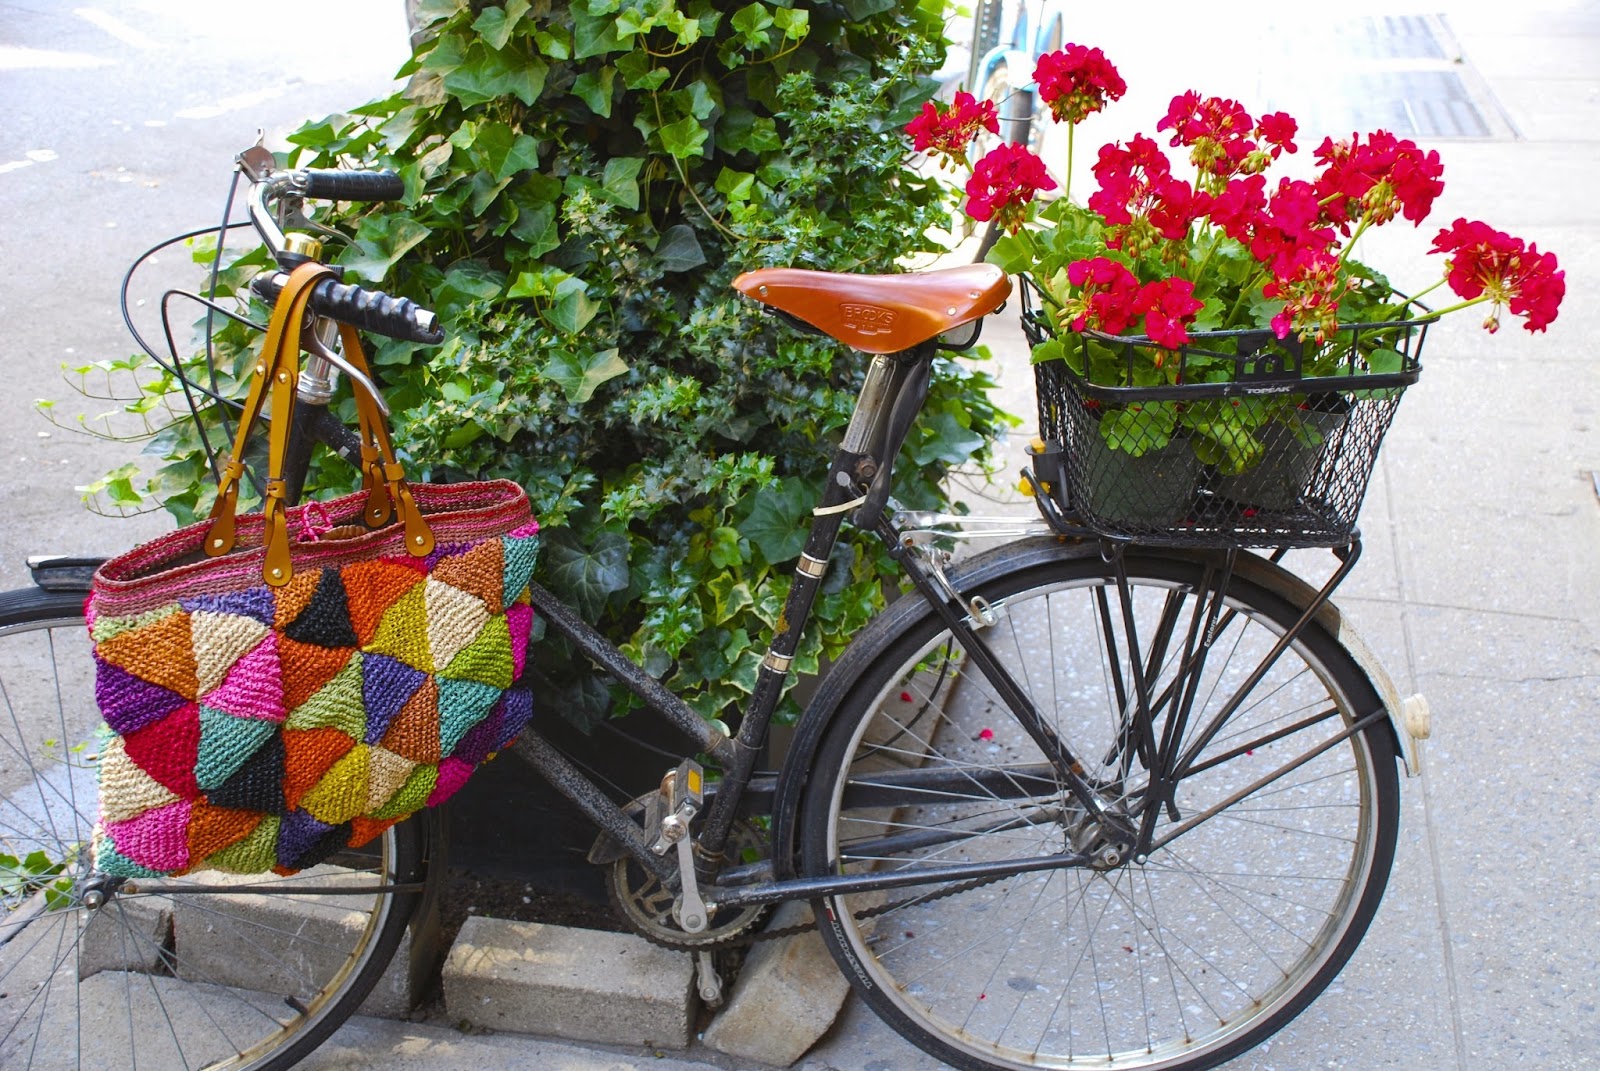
xmin=799 ymin=542 xmax=1401 ymax=1071
xmin=0 ymin=585 xmax=423 ymax=1071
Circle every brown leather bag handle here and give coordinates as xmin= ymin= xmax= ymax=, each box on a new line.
xmin=203 ymin=262 xmax=434 ymax=586
xmin=335 ymin=321 xmax=435 ymax=558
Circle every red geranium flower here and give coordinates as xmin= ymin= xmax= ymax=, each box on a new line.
xmin=1314 ymin=130 xmax=1445 ymax=228
xmin=1034 ymin=45 xmax=1126 ymax=125
xmin=1088 ymin=135 xmax=1173 ymax=225
xmin=1255 ymin=111 xmax=1298 ymax=156
xmin=1065 ymin=256 xmax=1143 ymax=336
xmin=1137 ymin=277 xmax=1205 ymax=350
xmin=1249 ymin=178 xmax=1337 ymax=277
xmin=1263 ymin=247 xmax=1349 ymax=342
xmin=965 ymin=143 xmax=1057 ymax=233
xmin=1208 ymin=174 xmax=1268 ymax=244
xmin=906 ymin=91 xmax=999 ymax=167
xmin=1158 ymin=92 xmax=1259 ymax=181
xmin=1430 ymin=218 xmax=1566 ymax=332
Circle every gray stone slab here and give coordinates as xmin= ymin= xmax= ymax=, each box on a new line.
xmin=296 ymin=1010 xmax=732 ymax=1071
xmin=701 ymin=902 xmax=851 ymax=1066
xmin=170 ymin=868 xmax=421 ymax=1018
xmin=78 ymin=896 xmax=172 ymax=979
xmin=443 ymin=918 xmax=696 ymax=1050
xmin=1207 ymin=777 xmax=1463 ymax=1070
xmin=1406 ymin=673 xmax=1600 ymax=1071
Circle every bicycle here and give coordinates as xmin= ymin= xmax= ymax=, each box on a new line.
xmin=0 ymin=143 xmax=1430 ymax=1071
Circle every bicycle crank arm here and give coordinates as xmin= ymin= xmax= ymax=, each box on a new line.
xmin=705 ymin=849 xmax=1091 ymax=912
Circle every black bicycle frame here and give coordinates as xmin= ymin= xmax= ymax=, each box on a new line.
xmin=283 ymin=325 xmax=1375 ymax=913
xmin=491 ymin=339 xmax=1129 ymax=907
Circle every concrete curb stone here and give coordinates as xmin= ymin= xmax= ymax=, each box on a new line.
xmin=700 ymin=902 xmax=851 ymax=1066
xmin=442 ymin=917 xmax=697 ymax=1050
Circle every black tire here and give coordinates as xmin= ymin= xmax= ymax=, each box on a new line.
xmin=799 ymin=546 xmax=1400 ymax=1071
xmin=0 ymin=586 xmax=425 ymax=1070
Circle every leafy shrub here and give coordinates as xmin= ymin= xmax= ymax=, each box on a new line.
xmin=139 ymin=0 xmax=1010 ymax=728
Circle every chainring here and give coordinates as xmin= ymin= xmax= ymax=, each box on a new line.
xmin=606 ymin=818 xmax=771 ymax=950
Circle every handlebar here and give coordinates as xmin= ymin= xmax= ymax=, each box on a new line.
xmin=250 ymin=271 xmax=444 ymax=345
xmin=241 ymin=158 xmax=443 ymax=345
xmin=296 ymin=168 xmax=404 ymax=202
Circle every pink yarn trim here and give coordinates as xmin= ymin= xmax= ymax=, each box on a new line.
xmin=92 ymin=480 xmax=531 ymax=618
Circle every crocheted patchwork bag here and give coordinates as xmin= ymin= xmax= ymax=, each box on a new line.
xmin=86 ymin=263 xmax=540 ymax=877
xmin=87 ymin=484 xmax=540 ymax=877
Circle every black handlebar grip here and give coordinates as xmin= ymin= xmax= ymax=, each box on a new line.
xmin=298 ymin=169 xmax=405 ymax=202
xmin=251 ymin=272 xmax=445 ymax=345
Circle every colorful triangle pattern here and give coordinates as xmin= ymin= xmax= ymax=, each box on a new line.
xmin=91 ymin=523 xmax=541 ymax=880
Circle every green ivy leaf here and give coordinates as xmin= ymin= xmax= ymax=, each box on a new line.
xmin=600 ymin=156 xmax=643 ymax=209
xmin=616 ymin=50 xmax=668 ymax=90
xmin=534 ymin=27 xmax=572 ymax=59
xmin=707 ymin=526 xmax=745 ymax=569
xmin=655 ymin=224 xmax=706 ymax=272
xmin=543 ymin=528 xmax=631 ymax=620
xmin=910 ymin=406 xmax=984 ymax=465
xmin=841 ymin=0 xmax=895 ymax=18
xmin=341 ymin=216 xmax=432 ymax=282
xmin=731 ymin=2 xmax=773 ymax=46
xmin=414 ymin=0 xmax=467 ymax=28
xmin=472 ymin=123 xmax=541 ymax=181
xmin=471 ymin=0 xmax=530 ymax=51
xmin=658 ymin=116 xmax=709 ymax=160
xmin=706 ymin=572 xmax=754 ymax=624
xmin=738 ymin=477 xmax=810 ymax=563
xmin=572 ymin=4 xmax=626 ymax=58
xmin=772 ymin=6 xmax=809 ymax=39
xmin=444 ymin=44 xmax=548 ymax=107
xmin=714 ymin=168 xmax=755 ymax=202
xmin=548 ymin=288 xmax=603 ymax=335
xmin=573 ymin=67 xmax=617 ymax=117
xmin=541 ymin=347 xmax=626 ymax=403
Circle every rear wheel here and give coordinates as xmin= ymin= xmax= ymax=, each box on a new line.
xmin=0 ymin=586 xmax=423 ymax=1071
xmin=799 ymin=547 xmax=1400 ymax=1071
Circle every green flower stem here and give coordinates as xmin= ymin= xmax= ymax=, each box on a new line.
xmin=1337 ymin=215 xmax=1374 ymax=268
xmin=1190 ymin=231 xmax=1224 ymax=293
xmin=1224 ymin=267 xmax=1271 ymax=326
xmin=1064 ymin=120 xmax=1074 ymax=204
xmin=1383 ymin=276 xmax=1447 ymax=316
xmin=1421 ymin=294 xmax=1488 ymax=320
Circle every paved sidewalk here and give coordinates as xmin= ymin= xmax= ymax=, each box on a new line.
xmin=3 ymin=2 xmax=1597 ymax=1069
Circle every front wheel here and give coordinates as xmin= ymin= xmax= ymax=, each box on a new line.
xmin=798 ymin=546 xmax=1400 ymax=1071
xmin=0 ymin=585 xmax=426 ymax=1071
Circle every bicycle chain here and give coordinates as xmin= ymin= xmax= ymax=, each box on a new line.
xmin=744 ymin=872 xmax=1009 ymax=943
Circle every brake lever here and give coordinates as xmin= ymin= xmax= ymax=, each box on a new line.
xmin=302 ymin=331 xmax=391 ymax=418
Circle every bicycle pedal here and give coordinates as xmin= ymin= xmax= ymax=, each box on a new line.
xmin=650 ymin=758 xmax=704 ymax=856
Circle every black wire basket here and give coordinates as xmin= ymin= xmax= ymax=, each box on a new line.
xmin=1021 ymin=277 xmax=1431 ymax=548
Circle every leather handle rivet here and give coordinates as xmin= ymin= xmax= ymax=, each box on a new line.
xmin=758 ymin=285 xmax=768 ymax=296
xmin=270 ymin=567 xmax=282 ymax=578
xmin=946 ymin=306 xmax=957 ymax=315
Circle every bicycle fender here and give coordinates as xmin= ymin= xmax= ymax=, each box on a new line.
xmin=770 ymin=538 xmax=1426 ymax=878
xmin=1228 ymin=553 xmax=1429 ymax=777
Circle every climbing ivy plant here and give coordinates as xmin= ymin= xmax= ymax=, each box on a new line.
xmin=138 ymin=0 xmax=1011 ymax=728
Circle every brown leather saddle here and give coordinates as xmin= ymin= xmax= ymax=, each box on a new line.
xmin=733 ymin=263 xmax=1012 ymax=354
